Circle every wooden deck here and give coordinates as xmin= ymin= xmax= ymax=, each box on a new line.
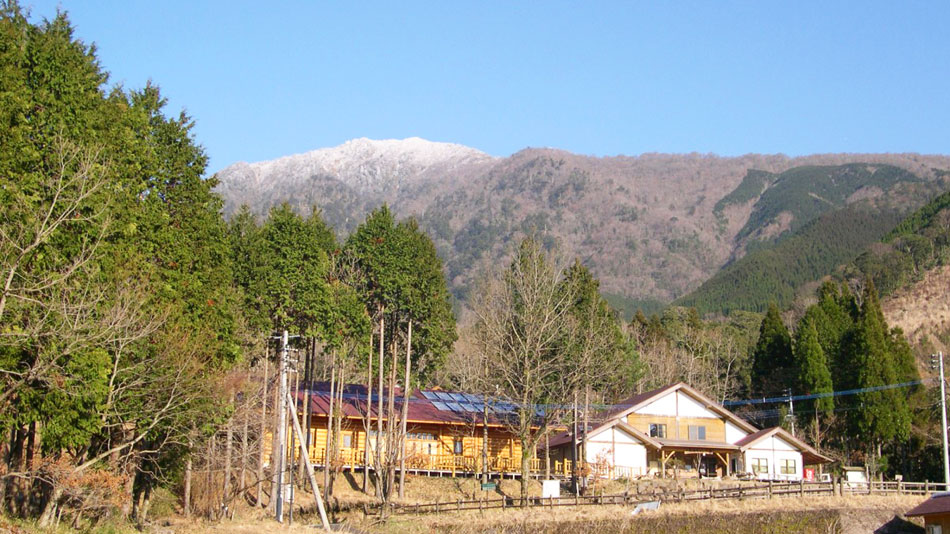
xmin=294 ymin=447 xmax=646 ymax=480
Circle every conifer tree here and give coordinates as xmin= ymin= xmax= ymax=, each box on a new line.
xmin=845 ymin=280 xmax=911 ymax=468
xmin=751 ymin=303 xmax=793 ymax=396
xmin=793 ymin=318 xmax=834 ymax=418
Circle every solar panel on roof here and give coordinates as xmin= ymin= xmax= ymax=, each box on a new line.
xmin=421 ymin=391 xmax=439 ymax=400
xmin=436 ymin=392 xmax=454 ymax=401
xmin=447 ymin=402 xmax=463 ymax=412
xmin=432 ymin=401 xmax=450 ymax=411
xmin=459 ymin=403 xmax=476 ymax=412
xmin=450 ymin=393 xmax=467 ymax=402
xmin=465 ymin=393 xmax=483 ymax=403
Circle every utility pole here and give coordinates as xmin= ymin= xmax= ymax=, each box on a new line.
xmin=275 ymin=330 xmax=289 ymax=523
xmin=933 ymin=352 xmax=949 ymax=488
xmin=784 ymin=388 xmax=796 ymax=437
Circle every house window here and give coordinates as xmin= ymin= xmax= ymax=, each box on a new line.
xmin=688 ymin=425 xmax=706 ymax=440
xmin=752 ymin=458 xmax=768 ymax=475
xmin=342 ymin=433 xmax=352 ymax=448
xmin=927 ymin=525 xmax=942 ymax=534
xmin=453 ymin=438 xmax=463 ymax=455
xmin=781 ymin=459 xmax=797 ymax=475
xmin=649 ymin=424 xmax=667 ymax=438
xmin=407 ymin=432 xmax=436 ymax=441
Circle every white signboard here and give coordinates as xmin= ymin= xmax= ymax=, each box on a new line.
xmin=542 ymin=480 xmax=560 ymax=499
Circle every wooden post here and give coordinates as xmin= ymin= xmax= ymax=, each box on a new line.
xmin=768 ymin=479 xmax=773 ymax=499
xmin=800 ymin=479 xmax=804 ymax=497
xmin=286 ymin=392 xmax=332 ymax=532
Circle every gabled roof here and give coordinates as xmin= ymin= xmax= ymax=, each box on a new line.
xmin=544 ymin=418 xmax=662 ymax=450
xmin=907 ymin=492 xmax=950 ymax=517
xmin=605 ymin=382 xmax=758 ymax=434
xmin=735 ymin=426 xmax=832 ymax=464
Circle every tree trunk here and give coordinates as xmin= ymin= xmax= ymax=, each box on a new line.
xmin=139 ymin=484 xmax=152 ymax=523
xmin=224 ymin=412 xmax=233 ymax=508
xmin=482 ymin=400 xmax=489 ymax=483
xmin=376 ymin=312 xmax=385 ymax=499
xmin=269 ymin=346 xmax=281 ymax=514
xmin=545 ymin=432 xmax=550 ymax=480
xmin=297 ymin=340 xmax=310 ymax=482
xmin=330 ymin=366 xmax=344 ymax=496
xmin=208 ymin=435 xmax=216 ymax=519
xmin=398 ymin=320 xmax=412 ymax=498
xmin=520 ymin=447 xmax=531 ymax=507
xmin=257 ymin=356 xmax=268 ymax=507
xmin=324 ymin=360 xmax=335 ymax=503
xmin=303 ymin=338 xmax=314 ymax=472
xmin=582 ymin=386 xmax=589 ymax=491
xmin=385 ymin=333 xmax=398 ymax=500
xmin=363 ymin=329 xmax=373 ymax=494
xmin=240 ymin=401 xmax=249 ymax=502
xmin=184 ymin=446 xmax=193 ymax=518
xmin=37 ymin=485 xmax=63 ymax=527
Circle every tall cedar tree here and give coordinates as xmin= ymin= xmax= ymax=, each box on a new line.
xmin=845 ymin=280 xmax=911 ymax=454
xmin=253 ymin=204 xmax=331 ymax=335
xmin=751 ymin=303 xmax=794 ymax=396
xmin=792 ymin=317 xmax=834 ymax=419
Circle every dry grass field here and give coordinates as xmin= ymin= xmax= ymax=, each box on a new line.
xmin=145 ymin=475 xmax=928 ymax=534
xmin=1 ymin=476 xmax=927 ymax=534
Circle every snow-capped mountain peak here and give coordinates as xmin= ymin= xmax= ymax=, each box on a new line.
xmin=216 ymin=137 xmax=496 ymax=194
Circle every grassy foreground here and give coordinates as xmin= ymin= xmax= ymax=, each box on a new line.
xmin=0 ymin=478 xmax=927 ymax=534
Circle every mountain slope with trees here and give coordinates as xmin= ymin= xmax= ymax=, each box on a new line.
xmin=216 ymin=145 xmax=950 ymax=308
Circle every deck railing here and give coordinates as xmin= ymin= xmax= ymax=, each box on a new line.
xmin=298 ymin=447 xmax=577 ymax=476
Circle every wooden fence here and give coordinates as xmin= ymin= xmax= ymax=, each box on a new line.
xmin=385 ymin=479 xmax=950 ymax=516
xmin=305 ymin=447 xmax=577 ymax=477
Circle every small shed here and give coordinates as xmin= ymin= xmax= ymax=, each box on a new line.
xmin=906 ymin=491 xmax=950 ymax=534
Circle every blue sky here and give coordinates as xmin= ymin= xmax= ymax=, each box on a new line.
xmin=24 ymin=1 xmax=950 ymax=174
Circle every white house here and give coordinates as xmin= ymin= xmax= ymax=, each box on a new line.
xmin=545 ymin=382 xmax=831 ymax=480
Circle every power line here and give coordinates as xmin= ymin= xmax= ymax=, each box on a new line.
xmin=722 ymin=379 xmax=933 ymax=407
xmin=291 ymin=377 xmax=938 ymax=414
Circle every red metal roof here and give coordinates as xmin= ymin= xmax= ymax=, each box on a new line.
xmin=907 ymin=493 xmax=950 ymax=517
xmin=295 ymin=382 xmax=515 ymax=427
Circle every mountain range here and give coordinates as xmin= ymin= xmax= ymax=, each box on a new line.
xmin=214 ymin=138 xmax=950 ymax=315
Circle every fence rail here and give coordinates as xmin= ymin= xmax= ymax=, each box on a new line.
xmin=385 ymin=479 xmax=950 ymax=516
xmin=304 ymin=448 xmax=578 ymax=477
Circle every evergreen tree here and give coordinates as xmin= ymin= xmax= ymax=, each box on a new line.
xmin=845 ymin=280 xmax=911 ymax=461
xmin=254 ymin=203 xmax=331 ymax=334
xmin=815 ymin=281 xmax=857 ymax=379
xmin=561 ymin=260 xmax=641 ymax=397
xmin=793 ymin=317 xmax=834 ymax=418
xmin=751 ymin=303 xmax=793 ymax=396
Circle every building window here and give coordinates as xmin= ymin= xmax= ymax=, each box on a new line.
xmin=688 ymin=425 xmax=706 ymax=440
xmin=781 ymin=459 xmax=796 ymax=475
xmin=649 ymin=423 xmax=667 ymax=438
xmin=407 ymin=432 xmax=436 ymax=441
xmin=927 ymin=525 xmax=942 ymax=534
xmin=453 ymin=438 xmax=463 ymax=455
xmin=342 ymin=433 xmax=352 ymax=448
xmin=752 ymin=458 xmax=768 ymax=474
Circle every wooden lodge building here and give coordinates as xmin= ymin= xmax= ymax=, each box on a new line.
xmin=290 ymin=382 xmax=831 ymax=480
xmin=545 ymin=383 xmax=831 ymax=480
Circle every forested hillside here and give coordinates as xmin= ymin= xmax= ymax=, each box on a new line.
xmin=217 ymin=146 xmax=950 ymax=308
xmin=675 ymin=164 xmax=945 ymax=315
